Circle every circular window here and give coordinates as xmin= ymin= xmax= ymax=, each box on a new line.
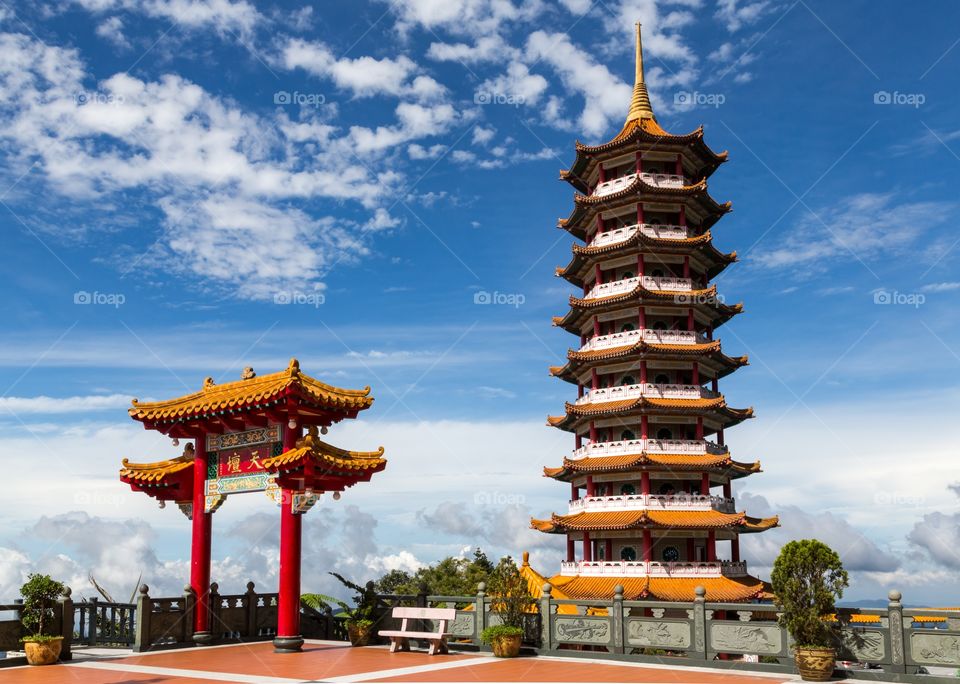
xmin=652 ymin=321 xmax=667 ymax=330
xmin=658 ymin=482 xmax=676 ymax=495
xmin=620 ymin=375 xmax=635 ymax=386
xmin=620 ymin=323 xmax=635 ymax=332
xmin=662 ymin=546 xmax=680 ymax=562
xmin=656 ymin=428 xmax=673 ymax=440
xmin=651 ymin=268 xmax=665 ymax=278
xmin=620 ymin=483 xmax=636 ymax=495
xmin=621 ymin=270 xmax=634 ymax=279
xmin=620 ymin=429 xmax=635 ymax=441
xmin=620 ymin=546 xmax=637 ymax=562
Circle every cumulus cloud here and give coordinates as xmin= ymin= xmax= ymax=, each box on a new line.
xmin=70 ymin=0 xmax=262 ymax=36
xmin=907 ymin=484 xmax=960 ymax=570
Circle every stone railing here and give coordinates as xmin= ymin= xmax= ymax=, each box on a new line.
xmin=567 ymin=493 xmax=735 ymax=514
xmin=585 ymin=275 xmax=692 ymax=300
xmin=592 ymin=172 xmax=685 ymax=197
xmin=370 ymin=587 xmax=951 ymax=681
xmin=0 ymin=590 xmax=75 ymax=665
xmin=578 ymin=328 xmax=707 ymax=352
xmin=575 ymin=382 xmax=717 ymax=405
xmin=133 ymin=581 xmax=341 ymax=652
xmin=558 ymin=560 xmax=748 ymax=578
xmin=570 ymin=439 xmax=726 ymax=460
xmin=589 ymin=223 xmax=689 ymax=248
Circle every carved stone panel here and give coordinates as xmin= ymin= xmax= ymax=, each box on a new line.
xmin=838 ymin=629 xmax=885 ymax=662
xmin=626 ymin=619 xmax=691 ymax=649
xmin=431 ymin=613 xmax=474 ymax=638
xmin=554 ymin=617 xmax=610 ymax=644
xmin=710 ymin=623 xmax=783 ymax=655
xmin=910 ymin=633 xmax=960 ymax=666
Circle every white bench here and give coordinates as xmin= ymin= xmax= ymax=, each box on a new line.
xmin=378 ymin=606 xmax=456 ymax=655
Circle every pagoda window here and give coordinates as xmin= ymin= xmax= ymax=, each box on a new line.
xmin=620 ymin=375 xmax=636 ymax=386
xmin=656 ymin=427 xmax=673 ymax=440
xmin=620 ymin=322 xmax=635 ymax=332
xmin=620 ymin=546 xmax=638 ymax=562
xmin=658 ymin=482 xmax=676 ymax=495
xmin=651 ymin=268 xmax=665 ymax=277
xmin=620 ymin=429 xmax=636 ymax=440
xmin=652 ymin=321 xmax=667 ymax=330
xmin=620 ymin=483 xmax=636 ymax=495
xmin=662 ymin=546 xmax=680 ymax=562
xmin=654 ymin=373 xmax=670 ymax=385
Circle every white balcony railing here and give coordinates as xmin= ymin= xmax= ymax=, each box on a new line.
xmin=589 ymin=223 xmax=689 ymax=248
xmin=558 ymin=560 xmax=749 ymax=578
xmin=568 ymin=493 xmax=735 ymax=514
xmin=570 ymin=438 xmax=727 ymax=460
xmin=585 ymin=275 xmax=692 ymax=300
xmin=575 ymin=382 xmax=717 ymax=405
xmin=578 ymin=328 xmax=707 ymax=353
xmin=592 ymin=172 xmax=686 ymax=197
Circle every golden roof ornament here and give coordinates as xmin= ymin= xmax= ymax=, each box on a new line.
xmin=241 ymin=366 xmax=256 ymax=380
xmin=625 ymin=22 xmax=656 ymax=124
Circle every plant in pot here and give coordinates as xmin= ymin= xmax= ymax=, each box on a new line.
xmin=479 ymin=557 xmax=534 ymax=658
xmin=770 ymin=539 xmax=849 ymax=682
xmin=302 ymin=572 xmax=380 ymax=647
xmin=19 ymin=573 xmax=67 ymax=666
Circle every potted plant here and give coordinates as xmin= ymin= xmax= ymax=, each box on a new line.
xmin=479 ymin=557 xmax=533 ymax=658
xmin=302 ymin=572 xmax=380 ymax=647
xmin=19 ymin=573 xmax=67 ymax=666
xmin=770 ymin=540 xmax=849 ymax=682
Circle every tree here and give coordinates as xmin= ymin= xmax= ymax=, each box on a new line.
xmin=487 ymin=556 xmax=534 ymax=629
xmin=20 ymin=574 xmax=66 ymax=639
xmin=770 ymin=539 xmax=849 ymax=648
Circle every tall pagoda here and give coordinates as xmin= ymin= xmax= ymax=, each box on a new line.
xmin=530 ymin=24 xmax=778 ymax=603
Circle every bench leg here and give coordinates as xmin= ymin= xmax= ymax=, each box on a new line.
xmin=438 ymin=637 xmax=448 ymax=655
xmin=390 ymin=637 xmax=410 ymax=653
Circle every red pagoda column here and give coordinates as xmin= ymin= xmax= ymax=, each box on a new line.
xmin=275 ymin=423 xmax=304 ymax=653
xmin=567 ymin=536 xmax=575 ymax=562
xmin=191 ymin=432 xmax=213 ymax=644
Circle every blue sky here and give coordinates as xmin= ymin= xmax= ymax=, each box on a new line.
xmin=2 ymin=0 xmax=960 ymax=605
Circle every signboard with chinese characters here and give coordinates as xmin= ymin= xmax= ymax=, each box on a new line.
xmin=204 ymin=425 xmax=284 ymax=512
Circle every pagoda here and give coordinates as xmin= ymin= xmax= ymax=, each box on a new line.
xmin=529 ymin=24 xmax=778 ymax=603
xmin=119 ymin=359 xmax=386 ymax=651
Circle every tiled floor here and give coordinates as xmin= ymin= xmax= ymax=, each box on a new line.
xmin=0 ymin=640 xmax=802 ymax=683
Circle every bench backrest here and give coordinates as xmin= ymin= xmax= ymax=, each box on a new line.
xmin=391 ymin=607 xmax=457 ymax=621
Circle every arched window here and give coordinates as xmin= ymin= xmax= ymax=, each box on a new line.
xmin=620 ymin=429 xmax=636 ymax=441
xmin=662 ymin=546 xmax=680 ymax=562
xmin=620 ymin=375 xmax=635 ymax=386
xmin=620 ymin=546 xmax=637 ymax=562
xmin=652 ymin=321 xmax=667 ymax=330
xmin=620 ymin=483 xmax=636 ymax=495
xmin=655 ymin=374 xmax=670 ymax=385
xmin=621 ymin=270 xmax=634 ymax=279
xmin=651 ymin=268 xmax=665 ymax=278
xmin=620 ymin=323 xmax=635 ymax=332
xmin=658 ymin=482 xmax=676 ymax=495
xmin=657 ymin=427 xmax=673 ymax=440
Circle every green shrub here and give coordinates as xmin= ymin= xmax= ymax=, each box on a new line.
xmin=486 ymin=557 xmax=534 ymax=630
xmin=770 ymin=539 xmax=848 ymax=649
xmin=480 ymin=624 xmax=523 ymax=643
xmin=20 ymin=574 xmax=66 ymax=641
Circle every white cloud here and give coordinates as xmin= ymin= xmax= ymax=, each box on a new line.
xmin=920 ymin=282 xmax=960 ymax=293
xmin=95 ymin=16 xmax=131 ymax=49
xmin=472 ymin=125 xmax=495 ymax=145
xmin=71 ymin=0 xmax=261 ymax=36
xmin=715 ymin=0 xmax=772 ymax=32
xmin=427 ymin=34 xmax=517 ymax=63
xmin=408 ymin=143 xmax=447 ymax=159
xmin=0 ymin=394 xmax=132 ymax=414
xmin=478 ymin=61 xmax=549 ymax=106
xmin=349 ymin=102 xmax=460 ymax=154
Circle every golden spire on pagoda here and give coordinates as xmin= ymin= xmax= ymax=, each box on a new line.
xmin=625 ymin=22 xmax=655 ymax=123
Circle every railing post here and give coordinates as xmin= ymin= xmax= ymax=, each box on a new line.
xmin=59 ymin=587 xmax=74 ymax=661
xmin=208 ymin=582 xmax=220 ymax=643
xmin=612 ymin=584 xmax=624 ymax=654
xmin=540 ymin=583 xmax=553 ymax=652
xmin=134 ymin=585 xmax=151 ymax=652
xmin=416 ymin=591 xmax=427 ymax=609
xmin=692 ymin=585 xmax=707 ymax=660
xmin=475 ymin=582 xmax=486 ymax=646
xmin=181 ymin=585 xmax=195 ymax=645
xmin=888 ymin=590 xmax=906 ymax=674
xmin=245 ymin=582 xmax=257 ymax=639
xmin=87 ymin=597 xmax=99 ymax=647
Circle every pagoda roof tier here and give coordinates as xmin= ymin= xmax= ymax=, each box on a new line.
xmin=561 ymin=197 xmax=727 ymax=243
xmin=530 ymin=509 xmax=778 ymax=533
xmin=546 ymin=397 xmax=754 ymax=433
xmin=129 ymin=358 xmax=373 ymax=432
xmin=549 ymin=339 xmax=748 ymax=384
xmin=552 ymin=287 xmax=742 ymax=334
xmin=545 ymin=573 xmax=765 ymax=602
xmin=119 ymin=445 xmax=197 ymax=502
xmin=543 ymin=452 xmax=761 ymax=481
xmin=559 ymin=178 xmax=731 ymax=234
xmin=557 ymin=230 xmax=736 ymax=286
xmin=262 ymin=426 xmax=386 ymax=491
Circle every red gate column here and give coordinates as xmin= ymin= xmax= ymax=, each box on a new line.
xmin=275 ymin=423 xmax=304 ymax=653
xmin=191 ymin=432 xmax=213 ymax=644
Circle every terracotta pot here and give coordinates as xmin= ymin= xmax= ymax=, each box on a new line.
xmin=490 ymin=634 xmax=521 ymax=658
xmin=795 ymin=647 xmax=836 ymax=682
xmin=347 ymin=623 xmax=373 ymax=647
xmin=24 ymin=638 xmax=63 ymax=666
